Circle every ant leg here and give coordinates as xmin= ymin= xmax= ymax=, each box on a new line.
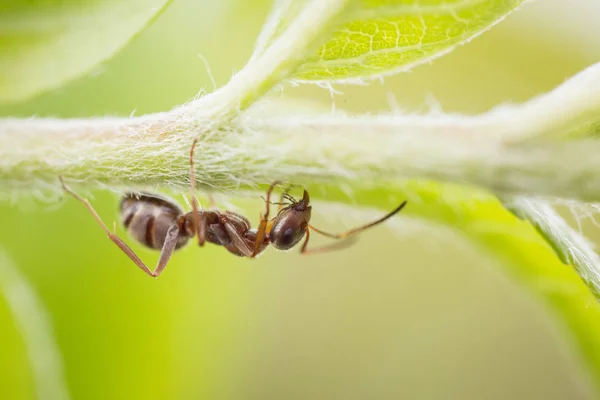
xmin=189 ymin=138 xmax=206 ymax=246
xmin=151 ymin=224 xmax=180 ymax=277
xmin=276 ymin=194 xmax=285 ymax=213
xmin=300 ymin=227 xmax=358 ymax=255
xmin=300 ymin=227 xmax=310 ymax=253
xmin=59 ymin=177 xmax=176 ymax=278
xmin=251 ymin=181 xmax=281 ymax=257
xmin=221 ymin=217 xmax=254 ymax=257
xmin=309 ymin=201 xmax=408 ymax=239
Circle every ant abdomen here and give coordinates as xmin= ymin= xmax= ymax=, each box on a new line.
xmin=120 ymin=193 xmax=191 ymax=250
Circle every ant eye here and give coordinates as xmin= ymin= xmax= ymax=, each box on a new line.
xmin=280 ymin=228 xmax=295 ymax=246
xmin=270 ymin=214 xmax=307 ymax=251
xmin=272 ymin=225 xmax=304 ymax=250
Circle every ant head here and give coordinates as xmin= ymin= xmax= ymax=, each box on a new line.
xmin=269 ymin=190 xmax=312 ymax=250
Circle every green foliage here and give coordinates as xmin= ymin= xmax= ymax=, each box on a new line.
xmin=293 ymin=0 xmax=524 ymax=81
xmin=1 ymin=0 xmax=600 ymax=398
xmin=319 ymin=180 xmax=600 ymax=390
xmin=0 ymin=0 xmax=172 ymax=104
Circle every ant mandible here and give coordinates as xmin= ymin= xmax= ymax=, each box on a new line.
xmin=59 ymin=139 xmax=407 ymax=278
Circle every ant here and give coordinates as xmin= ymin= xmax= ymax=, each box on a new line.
xmin=59 ymin=140 xmax=407 ymax=278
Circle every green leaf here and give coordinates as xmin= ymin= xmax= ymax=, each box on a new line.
xmin=0 ymin=0 xmax=172 ymax=104
xmin=291 ymin=0 xmax=525 ymax=82
xmin=311 ymin=180 xmax=600 ymax=392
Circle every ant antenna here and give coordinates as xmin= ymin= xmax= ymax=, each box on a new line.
xmin=310 ymin=201 xmax=408 ymax=239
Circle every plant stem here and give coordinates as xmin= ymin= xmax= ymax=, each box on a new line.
xmin=191 ymin=0 xmax=351 ymax=115
xmin=3 ymin=105 xmax=600 ymax=202
xmin=3 ymin=61 xmax=600 ymax=198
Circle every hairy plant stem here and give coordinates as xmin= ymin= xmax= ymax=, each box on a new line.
xmin=2 ymin=60 xmax=600 ymax=199
xmin=190 ymin=0 xmax=350 ymax=115
xmin=2 ymin=107 xmax=600 ymax=202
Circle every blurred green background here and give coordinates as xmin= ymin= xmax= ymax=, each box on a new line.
xmin=1 ymin=0 xmax=600 ymax=399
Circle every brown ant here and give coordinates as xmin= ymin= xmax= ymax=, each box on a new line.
xmin=59 ymin=140 xmax=407 ymax=278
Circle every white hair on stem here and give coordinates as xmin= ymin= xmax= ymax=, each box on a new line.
xmin=2 ymin=61 xmax=600 ymax=202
